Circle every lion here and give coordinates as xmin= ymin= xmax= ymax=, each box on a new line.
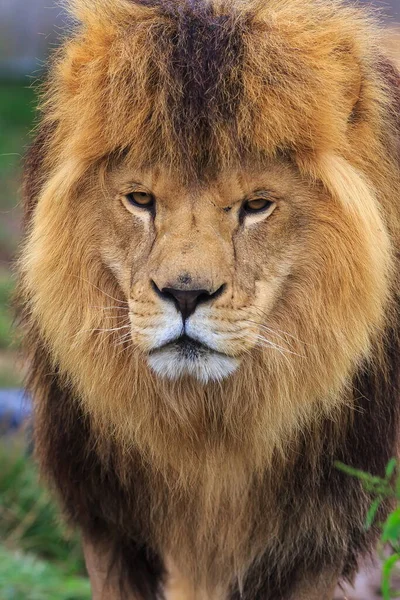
xmin=17 ymin=0 xmax=400 ymax=598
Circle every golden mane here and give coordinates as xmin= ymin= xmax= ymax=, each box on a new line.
xmin=21 ymin=0 xmax=399 ymax=462
xmin=17 ymin=0 xmax=400 ymax=596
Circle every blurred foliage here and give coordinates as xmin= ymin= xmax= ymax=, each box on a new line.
xmin=0 ymin=81 xmax=36 ymax=231
xmin=0 ymin=81 xmax=36 ymax=192
xmin=0 ymin=435 xmax=90 ymax=599
xmin=0 ymin=77 xmax=90 ymax=599
xmin=0 ymin=270 xmax=15 ymax=349
xmin=0 ymin=80 xmax=37 ymax=387
xmin=337 ymin=460 xmax=400 ymax=599
xmin=0 ymin=546 xmax=91 ymax=600
xmin=0 ymin=267 xmax=20 ymax=387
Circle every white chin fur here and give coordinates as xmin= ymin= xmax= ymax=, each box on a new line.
xmin=147 ymin=347 xmax=239 ymax=383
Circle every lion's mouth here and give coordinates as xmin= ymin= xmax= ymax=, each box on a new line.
xmin=150 ymin=334 xmax=217 ymax=359
xmin=147 ymin=334 xmax=239 ymax=382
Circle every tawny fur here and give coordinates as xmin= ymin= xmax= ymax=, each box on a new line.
xmin=17 ymin=0 xmax=400 ymax=597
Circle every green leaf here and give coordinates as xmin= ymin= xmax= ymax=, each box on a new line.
xmin=381 ymin=553 xmax=400 ymax=600
xmin=382 ymin=509 xmax=400 ymax=544
xmin=386 ymin=459 xmax=397 ymax=480
xmin=335 ymin=462 xmax=392 ymax=495
xmin=365 ymin=497 xmax=383 ymax=529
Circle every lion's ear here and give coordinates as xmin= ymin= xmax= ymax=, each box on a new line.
xmin=377 ymin=57 xmax=400 ymax=157
xmin=324 ymin=41 xmax=400 ymax=160
xmin=340 ymin=51 xmax=362 ymax=122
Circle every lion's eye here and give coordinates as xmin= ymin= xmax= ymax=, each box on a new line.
xmin=242 ymin=198 xmax=276 ymax=215
xmin=125 ymin=191 xmax=154 ymax=209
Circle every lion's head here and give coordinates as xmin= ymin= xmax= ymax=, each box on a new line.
xmin=20 ymin=0 xmax=400 ymax=474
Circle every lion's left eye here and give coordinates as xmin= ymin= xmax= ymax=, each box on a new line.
xmin=125 ymin=191 xmax=154 ymax=209
xmin=242 ymin=198 xmax=276 ymax=214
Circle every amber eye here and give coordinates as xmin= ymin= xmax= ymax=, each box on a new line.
xmin=242 ymin=198 xmax=275 ymax=214
xmin=125 ymin=191 xmax=154 ymax=209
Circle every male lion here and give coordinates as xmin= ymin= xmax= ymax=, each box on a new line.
xmin=18 ymin=0 xmax=400 ymax=598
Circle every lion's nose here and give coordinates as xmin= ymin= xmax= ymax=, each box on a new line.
xmin=152 ymin=282 xmax=225 ymax=321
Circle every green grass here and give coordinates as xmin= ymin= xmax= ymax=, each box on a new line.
xmin=0 ymin=436 xmax=85 ymax=569
xmin=0 ymin=436 xmax=90 ymax=599
xmin=0 ymin=83 xmax=90 ymax=597
xmin=0 ymin=546 xmax=91 ymax=600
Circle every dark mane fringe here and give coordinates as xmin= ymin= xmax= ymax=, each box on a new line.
xmin=135 ymin=0 xmax=249 ymax=174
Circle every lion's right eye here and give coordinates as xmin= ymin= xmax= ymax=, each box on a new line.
xmin=125 ymin=191 xmax=155 ymax=209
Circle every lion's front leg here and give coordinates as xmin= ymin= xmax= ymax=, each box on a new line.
xmin=291 ymin=571 xmax=340 ymax=600
xmin=83 ymin=537 xmax=166 ymax=600
xmin=83 ymin=538 xmax=135 ymax=600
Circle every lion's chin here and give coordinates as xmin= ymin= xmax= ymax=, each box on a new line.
xmin=147 ymin=338 xmax=240 ymax=383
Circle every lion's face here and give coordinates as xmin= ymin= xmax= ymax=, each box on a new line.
xmin=77 ymin=154 xmax=385 ymax=385
xmin=100 ymin=160 xmax=298 ymax=382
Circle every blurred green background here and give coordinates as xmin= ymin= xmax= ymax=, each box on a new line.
xmin=0 ymin=3 xmax=91 ymax=595
xmin=0 ymin=434 xmax=90 ymax=600
xmin=0 ymin=80 xmax=91 ymax=598
xmin=0 ymin=81 xmax=35 ymax=388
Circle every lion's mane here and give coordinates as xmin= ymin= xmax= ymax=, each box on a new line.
xmin=18 ymin=0 xmax=400 ymax=597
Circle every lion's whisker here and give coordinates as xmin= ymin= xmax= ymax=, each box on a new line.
xmin=90 ymin=305 xmax=129 ymax=311
xmin=115 ymin=335 xmax=135 ymax=348
xmin=88 ymin=326 xmax=131 ymax=333
xmin=246 ymin=332 xmax=304 ymax=359
xmin=240 ymin=320 xmax=298 ymax=350
xmin=248 ymin=336 xmax=292 ymax=365
xmin=73 ymin=325 xmax=131 ymax=338
xmin=73 ymin=275 xmax=129 ymax=305
xmin=241 ymin=311 xmax=312 ymax=346
xmin=115 ymin=340 xmax=138 ymax=357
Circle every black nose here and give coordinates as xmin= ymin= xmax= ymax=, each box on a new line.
xmin=152 ymin=283 xmax=225 ymax=321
